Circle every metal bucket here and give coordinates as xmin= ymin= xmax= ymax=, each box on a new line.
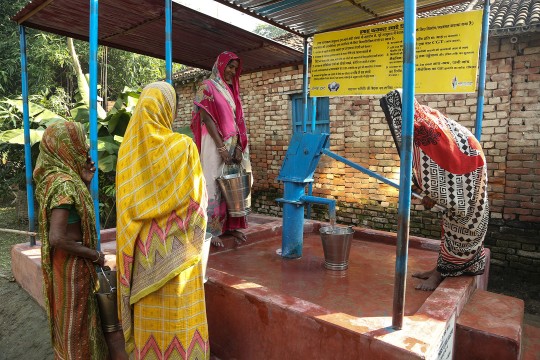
xmin=96 ymin=268 xmax=122 ymax=332
xmin=216 ymin=169 xmax=252 ymax=217
xmin=201 ymin=232 xmax=212 ymax=283
xmin=319 ymin=225 xmax=354 ymax=271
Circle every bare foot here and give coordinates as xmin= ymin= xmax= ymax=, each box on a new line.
xmin=412 ymin=267 xmax=437 ymax=280
xmin=225 ymin=230 xmax=247 ymax=244
xmin=211 ymin=236 xmax=224 ymax=247
xmin=415 ymin=270 xmax=443 ymax=291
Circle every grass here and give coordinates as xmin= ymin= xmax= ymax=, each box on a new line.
xmin=0 ymin=206 xmax=34 ymax=278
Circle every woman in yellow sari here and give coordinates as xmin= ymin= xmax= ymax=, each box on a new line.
xmin=116 ymin=82 xmax=209 ymax=359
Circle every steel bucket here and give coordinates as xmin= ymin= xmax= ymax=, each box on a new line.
xmin=96 ymin=268 xmax=122 ymax=332
xmin=201 ymin=232 xmax=212 ymax=283
xmin=216 ymin=167 xmax=251 ymax=217
xmin=320 ymin=225 xmax=354 ymax=271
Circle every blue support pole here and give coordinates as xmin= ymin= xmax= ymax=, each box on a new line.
xmin=306 ymin=97 xmax=317 ymax=219
xmin=281 ymin=182 xmax=306 ymax=258
xmin=302 ymin=37 xmax=309 ymax=133
xmin=392 ymin=0 xmax=417 ymax=330
xmin=474 ymin=0 xmax=491 ymax=141
xmin=165 ymin=0 xmax=173 ymax=84
xmin=89 ymin=0 xmax=101 ymax=249
xmin=311 ymin=97 xmax=317 ymax=133
xmin=19 ymin=25 xmax=36 ymax=246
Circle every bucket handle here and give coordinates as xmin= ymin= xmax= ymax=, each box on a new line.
xmin=99 ymin=266 xmax=116 ymax=293
xmin=220 ymin=162 xmax=246 ymax=178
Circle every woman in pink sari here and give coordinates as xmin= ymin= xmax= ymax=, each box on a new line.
xmin=191 ymin=51 xmax=251 ymax=247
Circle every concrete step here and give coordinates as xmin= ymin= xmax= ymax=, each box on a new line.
xmin=522 ymin=320 xmax=540 ymax=360
xmin=455 ymin=289 xmax=525 ymax=360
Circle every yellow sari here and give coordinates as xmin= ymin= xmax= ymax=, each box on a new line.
xmin=116 ymin=82 xmax=209 ymax=359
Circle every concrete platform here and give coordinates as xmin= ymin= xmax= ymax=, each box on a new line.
xmin=11 ymin=213 xmax=535 ymax=359
xmin=455 ymin=290 xmax=524 ymax=360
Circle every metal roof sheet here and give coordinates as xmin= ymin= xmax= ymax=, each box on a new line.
xmin=212 ymin=0 xmax=473 ymax=36
xmin=11 ymin=0 xmax=304 ymax=73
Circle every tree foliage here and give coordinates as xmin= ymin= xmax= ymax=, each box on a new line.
xmin=1 ymin=0 xmax=185 ymax=225
xmin=1 ymin=0 xmax=183 ymax=101
xmin=253 ymin=23 xmax=288 ymax=39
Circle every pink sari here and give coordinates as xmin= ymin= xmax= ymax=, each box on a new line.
xmin=191 ymin=52 xmax=251 ymax=236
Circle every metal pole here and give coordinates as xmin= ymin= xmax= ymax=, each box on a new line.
xmin=306 ymin=97 xmax=317 ymax=219
xmin=165 ymin=0 xmax=173 ymax=84
xmin=19 ymin=25 xmax=36 ymax=246
xmin=302 ymin=37 xmax=309 ymax=133
xmin=392 ymin=0 xmax=417 ymax=330
xmin=281 ymin=182 xmax=306 ymax=258
xmin=474 ymin=0 xmax=490 ymax=141
xmin=89 ymin=0 xmax=101 ymax=249
xmin=311 ymin=97 xmax=317 ymax=133
xmin=322 ymin=149 xmax=445 ymax=212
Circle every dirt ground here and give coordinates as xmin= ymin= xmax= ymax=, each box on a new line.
xmin=0 ymin=205 xmax=538 ymax=359
xmin=0 ymin=206 xmax=53 ymax=359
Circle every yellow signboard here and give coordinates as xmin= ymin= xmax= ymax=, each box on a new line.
xmin=311 ymin=11 xmax=483 ymax=96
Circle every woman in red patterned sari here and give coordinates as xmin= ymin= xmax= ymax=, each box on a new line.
xmin=381 ymin=89 xmax=489 ymax=291
xmin=191 ymin=51 xmax=252 ymax=247
xmin=34 ymin=121 xmax=112 ymax=359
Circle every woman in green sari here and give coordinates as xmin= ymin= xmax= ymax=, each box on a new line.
xmin=34 ymin=121 xmax=114 ymax=359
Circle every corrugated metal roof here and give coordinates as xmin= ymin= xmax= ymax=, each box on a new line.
xmin=212 ymin=0 xmax=474 ymax=36
xmin=11 ymin=0 xmax=304 ymax=73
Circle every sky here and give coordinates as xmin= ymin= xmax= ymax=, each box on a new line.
xmin=174 ymin=0 xmax=266 ymax=32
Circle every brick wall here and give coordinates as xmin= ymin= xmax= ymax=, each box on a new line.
xmin=173 ymin=33 xmax=540 ymax=278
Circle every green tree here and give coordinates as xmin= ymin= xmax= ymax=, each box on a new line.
xmin=1 ymin=1 xmax=183 ymax=101
xmin=253 ymin=23 xmax=288 ymax=39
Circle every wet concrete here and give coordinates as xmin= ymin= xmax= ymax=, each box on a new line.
xmin=11 ymin=213 xmax=534 ymax=359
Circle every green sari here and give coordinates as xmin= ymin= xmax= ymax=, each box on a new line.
xmin=34 ymin=121 xmax=108 ymax=359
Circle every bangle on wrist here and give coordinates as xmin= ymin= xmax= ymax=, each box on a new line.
xmin=217 ymin=145 xmax=227 ymax=152
xmin=92 ymin=250 xmax=100 ymax=263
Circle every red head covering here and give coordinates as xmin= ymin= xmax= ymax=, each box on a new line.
xmin=191 ymin=51 xmax=248 ymax=152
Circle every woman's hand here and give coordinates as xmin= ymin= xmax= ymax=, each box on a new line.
xmin=81 ymin=154 xmax=96 ymax=186
xmin=421 ymin=196 xmax=437 ymax=210
xmin=92 ymin=250 xmax=105 ymax=267
xmin=411 ymin=184 xmax=437 ymax=209
xmin=218 ymin=146 xmax=233 ymax=165
xmin=232 ymin=145 xmax=243 ymax=164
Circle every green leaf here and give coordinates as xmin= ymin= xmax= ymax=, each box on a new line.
xmin=97 ymin=151 xmax=117 ymax=172
xmin=6 ymin=99 xmax=65 ymax=124
xmin=0 ymin=128 xmax=44 ymax=145
xmin=108 ymin=110 xmax=131 ymax=137
xmin=97 ymin=136 xmax=120 ymax=154
xmin=71 ymin=105 xmax=89 ymax=123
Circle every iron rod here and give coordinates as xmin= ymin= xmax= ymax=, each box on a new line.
xmin=302 ymin=37 xmax=309 ymax=133
xmin=0 ymin=227 xmax=38 ymax=237
xmin=322 ymin=149 xmax=445 ymax=211
xmin=306 ymin=97 xmax=318 ymax=218
xmin=89 ymin=0 xmax=101 ymax=249
xmin=392 ymin=0 xmax=417 ymax=330
xmin=280 ymin=182 xmax=306 ymax=258
xmin=474 ymin=0 xmax=490 ymax=141
xmin=311 ymin=96 xmax=317 ymax=133
xmin=165 ymin=0 xmax=173 ymax=84
xmin=19 ymin=25 xmax=36 ymax=246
